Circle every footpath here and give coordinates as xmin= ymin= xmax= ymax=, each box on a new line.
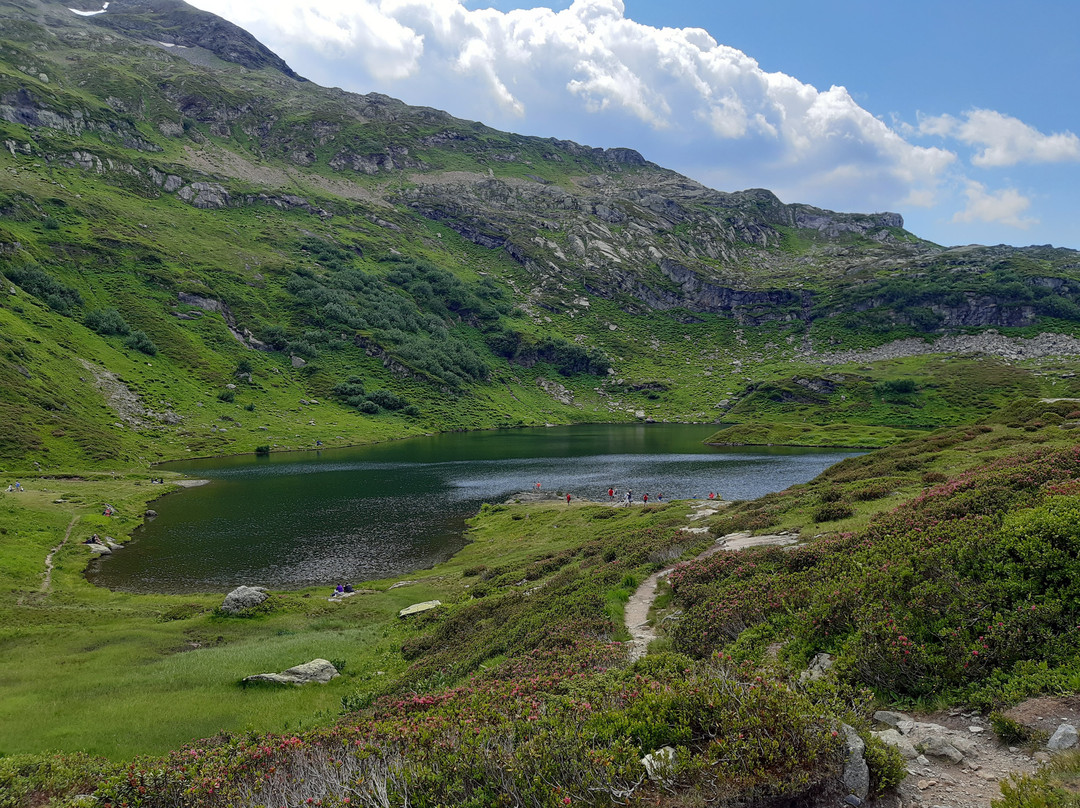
xmin=624 ymin=509 xmax=1079 ymax=808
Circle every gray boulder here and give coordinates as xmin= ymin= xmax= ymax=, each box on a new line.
xmin=243 ymin=659 xmax=339 ymax=686
xmin=873 ymin=710 xmax=910 ymax=727
xmin=872 ymin=729 xmax=918 ymax=760
xmin=800 ymin=652 xmax=834 ymax=683
xmin=920 ymin=735 xmax=965 ymax=764
xmin=1048 ymin=724 xmax=1079 ymax=751
xmin=840 ymin=724 xmax=870 ymax=800
xmin=221 ymin=585 xmax=268 ymax=614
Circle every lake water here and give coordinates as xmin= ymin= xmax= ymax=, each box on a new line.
xmin=88 ymin=424 xmax=860 ymax=593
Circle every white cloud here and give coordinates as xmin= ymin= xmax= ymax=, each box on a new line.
xmin=952 ymin=180 xmax=1037 ymax=229
xmin=919 ymin=109 xmax=1080 ymax=167
xmin=189 ymin=0 xmax=956 ymax=212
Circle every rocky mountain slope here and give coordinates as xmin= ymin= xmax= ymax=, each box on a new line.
xmin=2 ymin=0 xmax=1080 ymax=468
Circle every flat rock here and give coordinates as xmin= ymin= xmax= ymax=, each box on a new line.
xmin=399 ymin=600 xmax=441 ymax=617
xmin=873 ymin=729 xmax=919 ymax=759
xmin=874 ymin=710 xmax=911 ymax=727
xmin=920 ymin=736 xmax=965 ymax=765
xmin=221 ymin=585 xmax=268 ymax=614
xmin=243 ymin=658 xmax=339 ymax=686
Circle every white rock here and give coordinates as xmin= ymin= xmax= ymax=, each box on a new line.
xmin=640 ymin=746 xmax=676 ymax=781
xmin=221 ymin=585 xmax=268 ymax=614
xmin=398 ymin=600 xmax=441 ymax=618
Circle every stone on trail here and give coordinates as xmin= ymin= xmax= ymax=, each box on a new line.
xmin=1047 ymin=723 xmax=1079 ymax=750
xmin=243 ymin=659 xmax=339 ymax=686
xmin=221 ymin=585 xmax=268 ymax=614
xmin=873 ymin=729 xmax=918 ymax=760
xmin=920 ymin=735 xmax=965 ymax=764
xmin=399 ymin=600 xmax=441 ymax=617
xmin=873 ymin=710 xmax=911 ymax=727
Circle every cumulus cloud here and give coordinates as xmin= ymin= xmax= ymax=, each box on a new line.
xmin=952 ymin=181 xmax=1037 ymax=229
xmin=189 ymin=0 xmax=955 ymax=211
xmin=919 ymin=109 xmax=1080 ymax=167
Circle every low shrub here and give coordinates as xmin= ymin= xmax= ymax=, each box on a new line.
xmin=124 ymin=329 xmax=158 ymax=356
xmin=989 ymin=711 xmax=1035 ymax=745
xmin=84 ymin=307 xmax=131 ymax=336
xmin=813 ymin=502 xmax=854 ymax=522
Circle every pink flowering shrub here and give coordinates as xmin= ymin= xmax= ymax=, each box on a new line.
xmin=669 ymin=447 xmax=1080 ymax=704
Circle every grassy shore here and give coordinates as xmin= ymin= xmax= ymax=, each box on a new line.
xmin=0 ymin=469 xmax=706 ymax=759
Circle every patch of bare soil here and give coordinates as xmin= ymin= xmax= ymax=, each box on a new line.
xmin=77 ymin=359 xmax=180 ymax=427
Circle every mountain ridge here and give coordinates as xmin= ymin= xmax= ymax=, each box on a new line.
xmin=2 ymin=0 xmax=1080 ymax=468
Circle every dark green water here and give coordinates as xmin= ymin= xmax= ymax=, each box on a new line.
xmin=88 ymin=424 xmax=860 ymax=594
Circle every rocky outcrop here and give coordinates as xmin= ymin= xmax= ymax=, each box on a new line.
xmin=242 ymin=659 xmax=339 ymax=686
xmin=840 ymin=724 xmax=870 ymax=801
xmin=816 ymin=331 xmax=1080 ymax=366
xmin=221 ymin=585 xmax=268 ymax=614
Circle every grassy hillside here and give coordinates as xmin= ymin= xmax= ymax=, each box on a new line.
xmin=2 ymin=1 xmax=1080 ymax=474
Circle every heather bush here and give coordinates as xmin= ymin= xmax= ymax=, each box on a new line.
xmin=668 ymin=447 xmax=1080 ymax=702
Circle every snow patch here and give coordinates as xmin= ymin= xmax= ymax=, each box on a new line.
xmin=69 ymin=2 xmax=107 ymax=16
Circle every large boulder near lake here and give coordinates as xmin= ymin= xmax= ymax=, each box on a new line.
xmin=221 ymin=585 xmax=268 ymax=614
xmin=243 ymin=659 xmax=339 ymax=686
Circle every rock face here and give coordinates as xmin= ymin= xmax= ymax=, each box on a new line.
xmin=221 ymin=585 xmax=268 ymax=614
xmin=840 ymin=724 xmax=870 ymax=801
xmin=243 ymin=659 xmax=339 ymax=686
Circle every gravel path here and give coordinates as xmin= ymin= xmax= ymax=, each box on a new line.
xmin=40 ymin=514 xmax=78 ymax=594
xmin=624 ymin=513 xmax=799 ymax=661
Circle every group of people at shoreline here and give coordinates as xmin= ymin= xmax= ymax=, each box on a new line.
xmin=549 ymin=485 xmax=721 ymax=505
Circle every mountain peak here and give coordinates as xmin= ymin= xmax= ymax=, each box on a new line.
xmin=64 ymin=0 xmax=304 ymax=80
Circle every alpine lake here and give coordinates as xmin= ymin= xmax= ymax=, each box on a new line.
xmin=88 ymin=424 xmax=861 ymax=593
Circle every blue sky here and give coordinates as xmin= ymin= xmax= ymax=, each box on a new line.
xmin=184 ymin=0 xmax=1080 ymax=249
